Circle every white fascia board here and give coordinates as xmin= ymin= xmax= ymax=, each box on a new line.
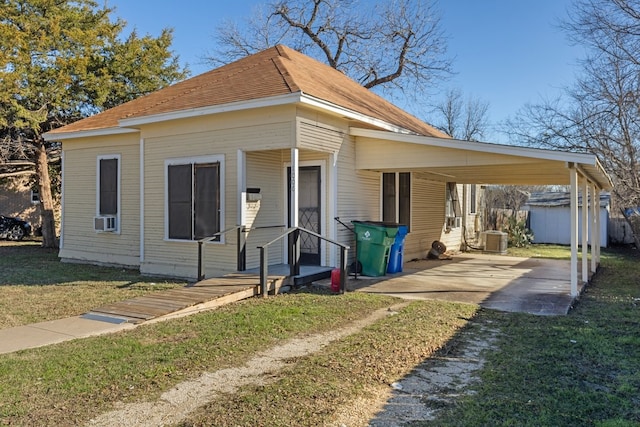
xmin=43 ymin=127 xmax=138 ymax=141
xmin=350 ymin=127 xmax=599 ymax=165
xmin=118 ymin=93 xmax=303 ymax=127
xmin=299 ymin=94 xmax=417 ymax=135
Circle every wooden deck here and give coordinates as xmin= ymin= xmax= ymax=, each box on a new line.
xmin=85 ymin=266 xmax=332 ymax=324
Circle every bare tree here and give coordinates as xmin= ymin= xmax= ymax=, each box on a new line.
xmin=208 ymin=0 xmax=453 ymax=102
xmin=503 ymin=0 xmax=640 ymax=215
xmin=432 ymin=88 xmax=490 ymax=141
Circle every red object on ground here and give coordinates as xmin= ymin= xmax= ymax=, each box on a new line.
xmin=331 ymin=268 xmax=341 ymax=292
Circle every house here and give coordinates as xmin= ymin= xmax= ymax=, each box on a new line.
xmin=44 ymin=45 xmax=612 ymax=294
xmin=525 ymin=192 xmax=610 ymax=247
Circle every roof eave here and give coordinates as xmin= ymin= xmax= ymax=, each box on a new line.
xmin=298 ymin=94 xmax=419 ymax=135
xmin=43 ymin=126 xmax=139 ymax=141
xmin=118 ymin=92 xmax=304 ymax=128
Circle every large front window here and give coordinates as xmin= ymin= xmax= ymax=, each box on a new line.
xmin=166 ymin=156 xmax=223 ymax=240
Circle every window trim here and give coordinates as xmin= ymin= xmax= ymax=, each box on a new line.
xmin=96 ymin=154 xmax=121 ymax=233
xmin=164 ymin=155 xmax=225 ymax=243
xmin=381 ymin=172 xmax=411 ymax=230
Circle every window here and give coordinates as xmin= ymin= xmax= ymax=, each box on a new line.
xmin=30 ymin=189 xmax=40 ymax=204
xmin=95 ymin=156 xmax=120 ymax=231
xmin=166 ymin=156 xmax=223 ymax=241
xmin=446 ymin=182 xmax=460 ymax=217
xmin=382 ymin=172 xmax=411 ymax=229
xmin=470 ymin=184 xmax=477 ymax=214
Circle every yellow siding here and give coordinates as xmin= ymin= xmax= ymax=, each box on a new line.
xmin=404 ymin=176 xmax=447 ymax=260
xmin=244 ymin=150 xmax=287 ymax=268
xmin=140 ymin=115 xmax=296 ymax=279
xmin=335 ymin=136 xmax=380 ymax=264
xmin=60 ymin=134 xmax=140 ymax=266
xmin=298 ymin=120 xmax=346 ymax=153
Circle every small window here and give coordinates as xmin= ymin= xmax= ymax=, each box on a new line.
xmin=99 ymin=158 xmax=118 ymax=215
xmin=382 ymin=172 xmax=411 ymax=229
xmin=31 ymin=189 xmax=40 ymax=204
xmin=166 ymin=156 xmax=223 ymax=241
xmin=96 ymin=155 xmax=120 ymax=232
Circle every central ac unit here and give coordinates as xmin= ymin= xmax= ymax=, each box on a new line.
xmin=484 ymin=231 xmax=507 ymax=254
xmin=94 ymin=216 xmax=117 ymax=232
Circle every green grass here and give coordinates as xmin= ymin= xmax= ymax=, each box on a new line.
xmin=507 ymin=243 xmax=576 ymax=259
xmin=1 ymin=241 xmax=639 ymax=426
xmin=0 ymin=292 xmax=415 ymax=425
xmin=0 ymin=242 xmax=186 ymax=328
xmin=422 ymin=246 xmax=640 ymax=427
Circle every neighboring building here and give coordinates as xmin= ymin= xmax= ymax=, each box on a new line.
xmin=525 ymin=192 xmax=610 ymax=247
xmin=44 ymin=45 xmax=612 ymax=281
xmin=0 ymin=177 xmax=41 ymax=229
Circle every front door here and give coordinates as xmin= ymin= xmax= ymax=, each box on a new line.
xmin=288 ymin=166 xmax=321 ymax=265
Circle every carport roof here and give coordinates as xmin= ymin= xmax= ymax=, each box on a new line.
xmin=351 ymin=128 xmax=613 ymax=190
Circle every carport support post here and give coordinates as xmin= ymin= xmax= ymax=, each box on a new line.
xmin=570 ymin=164 xmax=579 ymax=296
xmin=590 ymin=182 xmax=598 ymax=274
xmin=581 ymin=178 xmax=589 ymax=284
xmin=595 ymin=187 xmax=601 ymax=266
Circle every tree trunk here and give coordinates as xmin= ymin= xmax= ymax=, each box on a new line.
xmin=34 ymin=139 xmax=59 ymax=249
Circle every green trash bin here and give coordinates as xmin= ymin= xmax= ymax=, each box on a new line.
xmin=352 ymin=221 xmax=398 ymax=276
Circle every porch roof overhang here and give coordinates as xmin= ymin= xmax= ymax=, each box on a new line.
xmin=351 ymin=128 xmax=613 ymax=190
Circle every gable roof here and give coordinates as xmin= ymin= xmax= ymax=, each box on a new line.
xmin=46 ymin=45 xmax=447 ymax=138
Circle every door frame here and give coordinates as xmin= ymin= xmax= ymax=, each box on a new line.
xmin=283 ymin=160 xmax=326 ymax=265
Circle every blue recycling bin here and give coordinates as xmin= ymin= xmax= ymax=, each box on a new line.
xmin=387 ymin=225 xmax=408 ymax=273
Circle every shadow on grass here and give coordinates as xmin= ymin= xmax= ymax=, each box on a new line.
xmin=369 ymin=246 xmax=640 ymax=426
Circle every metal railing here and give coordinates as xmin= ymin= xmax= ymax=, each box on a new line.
xmin=197 ymin=224 xmax=287 ymax=281
xmin=197 ymin=225 xmax=245 ymax=281
xmin=257 ymin=226 xmax=349 ymax=297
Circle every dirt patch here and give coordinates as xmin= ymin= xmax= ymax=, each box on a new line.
xmin=366 ymin=321 xmax=500 ymax=426
xmin=86 ymin=303 xmax=410 ymax=427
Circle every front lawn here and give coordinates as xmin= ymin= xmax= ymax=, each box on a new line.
xmin=0 ymin=242 xmax=186 ymax=328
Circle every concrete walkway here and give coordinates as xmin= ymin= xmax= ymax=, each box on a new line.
xmin=0 ymin=254 xmax=583 ymax=355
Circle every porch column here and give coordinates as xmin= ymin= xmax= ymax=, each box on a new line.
xmin=237 ymin=149 xmax=247 ymax=227
xmin=591 ymin=182 xmax=598 ymax=273
xmin=595 ymin=187 xmax=602 ymax=265
xmin=570 ymin=164 xmax=579 ymax=296
xmin=581 ymin=177 xmax=589 ymax=284
xmin=290 ymin=148 xmax=300 ymax=271
xmin=329 ymin=151 xmax=338 ymax=266
xmin=290 ymin=148 xmax=299 ymax=227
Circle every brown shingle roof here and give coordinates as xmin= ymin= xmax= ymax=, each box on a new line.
xmin=48 ymin=45 xmax=447 ymax=138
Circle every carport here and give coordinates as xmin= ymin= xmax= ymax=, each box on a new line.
xmin=351 ymin=128 xmax=614 ymax=296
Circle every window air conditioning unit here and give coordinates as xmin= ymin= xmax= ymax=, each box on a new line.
xmin=94 ymin=216 xmax=117 ymax=232
xmin=483 ymin=231 xmax=508 ymax=254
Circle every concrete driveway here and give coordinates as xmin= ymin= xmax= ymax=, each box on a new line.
xmin=349 ymin=253 xmax=584 ymax=315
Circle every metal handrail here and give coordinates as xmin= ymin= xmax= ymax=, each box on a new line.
xmin=197 ymin=225 xmax=245 ymax=281
xmin=197 ymin=224 xmax=287 ymax=281
xmin=257 ymin=226 xmax=349 ymax=297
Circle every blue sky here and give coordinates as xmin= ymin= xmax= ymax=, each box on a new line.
xmin=106 ymin=0 xmax=582 ymax=142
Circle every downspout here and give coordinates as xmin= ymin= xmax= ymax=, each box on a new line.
xmin=139 ymin=138 xmax=144 ymax=264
